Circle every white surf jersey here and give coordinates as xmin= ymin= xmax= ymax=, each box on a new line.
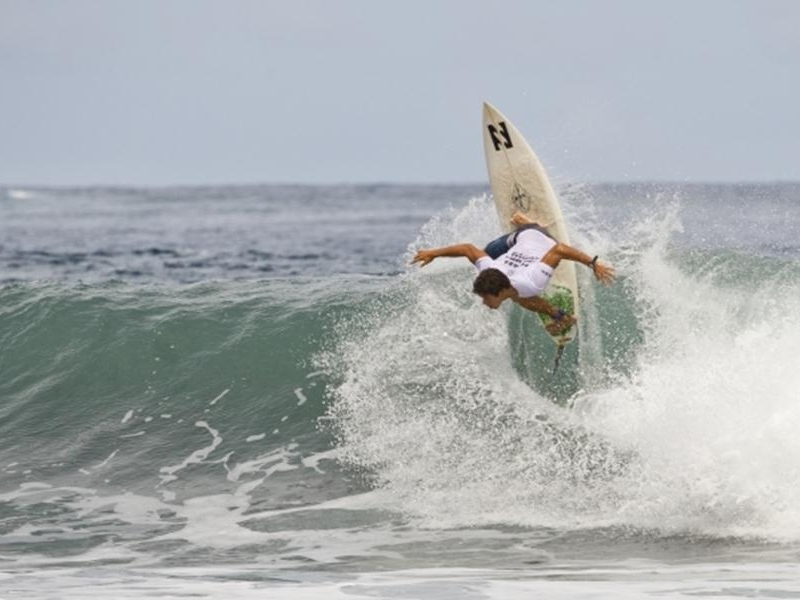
xmin=475 ymin=229 xmax=557 ymax=298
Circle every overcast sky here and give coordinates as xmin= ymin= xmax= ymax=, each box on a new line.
xmin=2 ymin=0 xmax=799 ymax=185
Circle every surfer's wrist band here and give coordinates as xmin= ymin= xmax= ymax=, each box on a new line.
xmin=589 ymin=256 xmax=598 ymax=272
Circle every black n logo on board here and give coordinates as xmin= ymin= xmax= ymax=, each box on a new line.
xmin=487 ymin=121 xmax=513 ymax=151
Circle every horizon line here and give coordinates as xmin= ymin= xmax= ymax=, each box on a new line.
xmin=3 ymin=179 xmax=800 ymax=190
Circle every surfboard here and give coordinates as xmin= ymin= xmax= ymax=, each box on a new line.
xmin=481 ymin=101 xmax=579 ymax=348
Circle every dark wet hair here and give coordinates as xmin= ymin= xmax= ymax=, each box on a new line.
xmin=473 ymin=268 xmax=512 ymax=296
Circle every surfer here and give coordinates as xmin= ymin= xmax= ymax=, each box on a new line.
xmin=412 ymin=212 xmax=615 ymax=335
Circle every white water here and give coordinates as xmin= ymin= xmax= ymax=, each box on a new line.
xmin=327 ymin=195 xmax=800 ymax=540
xmin=6 ymin=562 xmax=800 ymax=599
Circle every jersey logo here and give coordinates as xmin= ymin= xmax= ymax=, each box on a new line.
xmin=487 ymin=121 xmax=513 ymax=151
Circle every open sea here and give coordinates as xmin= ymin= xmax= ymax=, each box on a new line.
xmin=1 ymin=182 xmax=800 ymax=599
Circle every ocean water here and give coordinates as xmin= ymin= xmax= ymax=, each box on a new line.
xmin=1 ymin=182 xmax=800 ymax=599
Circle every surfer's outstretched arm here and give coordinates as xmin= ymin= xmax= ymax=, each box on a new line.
xmin=542 ymin=243 xmax=616 ymax=285
xmin=509 ymin=212 xmax=615 ymax=285
xmin=412 ymin=244 xmax=487 ymax=267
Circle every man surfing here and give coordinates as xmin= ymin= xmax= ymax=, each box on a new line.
xmin=412 ymin=212 xmax=615 ymax=335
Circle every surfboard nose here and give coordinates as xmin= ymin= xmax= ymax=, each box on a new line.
xmin=482 ymin=101 xmax=505 ymax=124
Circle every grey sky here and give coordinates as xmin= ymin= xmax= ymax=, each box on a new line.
xmin=2 ymin=0 xmax=799 ymax=185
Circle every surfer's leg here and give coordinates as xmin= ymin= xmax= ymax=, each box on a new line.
xmin=485 ymin=226 xmax=546 ymax=259
xmin=511 ymin=212 xmax=560 ymax=244
xmin=486 ymin=224 xmax=555 ymax=259
xmin=511 ymin=211 xmax=535 ymax=226
xmin=483 ymin=233 xmax=514 ymax=259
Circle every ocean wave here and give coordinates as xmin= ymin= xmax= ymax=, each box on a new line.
xmin=2 ymin=189 xmax=800 ymax=564
xmin=0 ymin=278 xmax=382 ymax=501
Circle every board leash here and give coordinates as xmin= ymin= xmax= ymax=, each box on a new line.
xmin=552 ymin=343 xmax=566 ymax=375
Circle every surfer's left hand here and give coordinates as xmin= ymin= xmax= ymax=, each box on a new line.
xmin=593 ymin=261 xmax=616 ymax=285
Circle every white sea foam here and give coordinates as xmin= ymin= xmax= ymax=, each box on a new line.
xmin=8 ymin=189 xmax=34 ymax=200
xmin=158 ymin=421 xmax=223 ymax=488
xmin=209 ymin=388 xmax=230 ymax=406
xmin=294 ymin=387 xmax=308 ymax=406
xmin=569 ymin=207 xmax=800 ymax=538
xmin=327 ymin=194 xmax=800 ymax=539
xmin=4 ymin=561 xmax=800 ymax=599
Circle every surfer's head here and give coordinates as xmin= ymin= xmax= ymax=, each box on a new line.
xmin=473 ymin=268 xmax=512 ymax=309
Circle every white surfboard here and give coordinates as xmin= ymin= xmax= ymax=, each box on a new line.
xmin=482 ymin=101 xmax=579 ymax=347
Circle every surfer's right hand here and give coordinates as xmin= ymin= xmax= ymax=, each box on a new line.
xmin=411 ymin=250 xmax=436 ymax=267
xmin=546 ymin=314 xmax=576 ymax=335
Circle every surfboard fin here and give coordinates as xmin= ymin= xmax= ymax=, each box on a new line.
xmin=553 ymin=343 xmax=566 ymax=374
